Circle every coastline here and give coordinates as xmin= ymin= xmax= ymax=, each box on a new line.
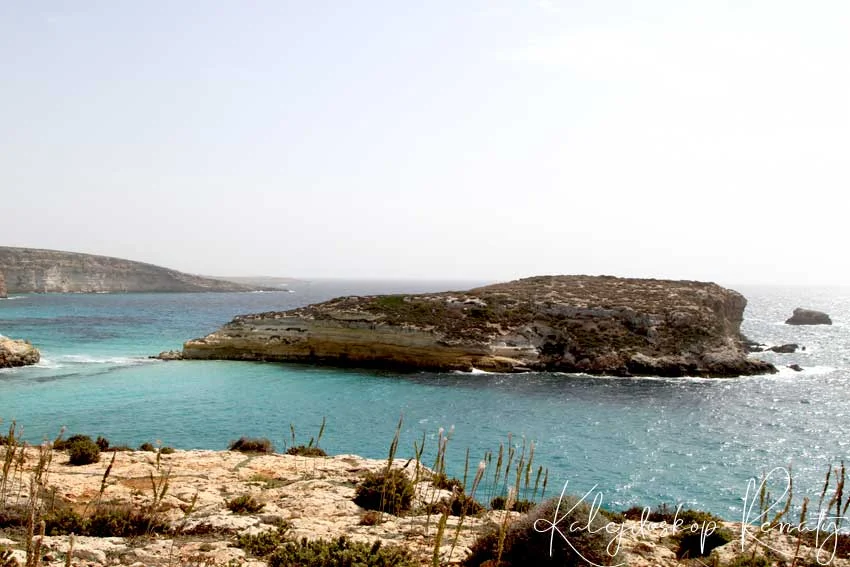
xmin=1 ymin=444 xmax=848 ymax=567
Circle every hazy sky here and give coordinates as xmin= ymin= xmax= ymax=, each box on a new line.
xmin=1 ymin=1 xmax=847 ymax=285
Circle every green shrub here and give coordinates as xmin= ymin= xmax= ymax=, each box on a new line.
xmin=1 ymin=546 xmax=19 ymax=567
xmin=227 ymin=494 xmax=265 ymax=514
xmin=139 ymin=442 xmax=156 ymax=452
xmin=622 ymin=503 xmax=722 ymax=525
xmin=228 ymin=437 xmax=275 ymax=454
xmin=432 ymin=473 xmax=463 ymax=492
xmin=44 ymin=507 xmax=87 ymax=535
xmin=490 ymin=496 xmax=536 ymax=512
xmin=353 ymin=469 xmax=414 ymax=516
xmin=237 ymin=524 xmax=290 ymax=557
xmin=0 ymin=504 xmax=27 ymax=529
xmin=267 ymin=536 xmax=416 ymax=567
xmin=464 ymin=495 xmax=620 ymax=567
xmin=726 ymin=553 xmax=772 ymax=567
xmin=95 ymin=436 xmax=110 ymax=451
xmin=160 ymin=446 xmax=176 ymax=455
xmin=286 ymin=445 xmax=327 ymax=457
xmin=424 ymin=494 xmax=485 ymax=517
xmin=54 ymin=434 xmax=92 ymax=451
xmin=68 ymin=437 xmax=100 ymax=466
xmin=45 ymin=505 xmax=168 ymax=537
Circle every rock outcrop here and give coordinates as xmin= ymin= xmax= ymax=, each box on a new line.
xmin=1 ymin=446 xmax=844 ymax=567
xmin=767 ymin=343 xmax=799 ymax=353
xmin=0 ymin=335 xmax=40 ymax=368
xmin=183 ymin=275 xmax=776 ymax=378
xmin=785 ymin=308 xmax=832 ymax=325
xmin=150 ymin=350 xmax=184 ymax=361
xmin=0 ymin=247 xmax=259 ymax=294
xmin=0 ymin=271 xmax=7 ymax=298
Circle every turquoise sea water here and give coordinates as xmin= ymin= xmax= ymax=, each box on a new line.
xmin=1 ymin=280 xmax=849 ymax=520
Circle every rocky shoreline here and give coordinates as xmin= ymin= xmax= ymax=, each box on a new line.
xmin=183 ymin=275 xmax=776 ymax=377
xmin=1 ymin=446 xmax=845 ymax=567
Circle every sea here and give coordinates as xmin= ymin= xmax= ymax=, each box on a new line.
xmin=1 ymin=280 xmax=849 ymax=521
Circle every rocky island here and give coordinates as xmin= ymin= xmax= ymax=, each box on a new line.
xmin=183 ymin=275 xmax=775 ymax=377
xmin=0 ymin=247 xmax=259 ymax=294
xmin=785 ymin=307 xmax=832 ymax=325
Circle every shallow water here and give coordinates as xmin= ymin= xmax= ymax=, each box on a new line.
xmin=1 ymin=281 xmax=848 ymax=519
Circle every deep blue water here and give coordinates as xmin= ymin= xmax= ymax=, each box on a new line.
xmin=1 ymin=280 xmax=849 ymax=520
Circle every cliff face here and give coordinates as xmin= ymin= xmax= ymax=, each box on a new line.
xmin=0 ymin=247 xmax=256 ymax=293
xmin=0 ymin=270 xmax=6 ymax=298
xmin=183 ymin=275 xmax=776 ymax=377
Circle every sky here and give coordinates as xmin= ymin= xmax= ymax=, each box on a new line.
xmin=1 ymin=1 xmax=848 ymax=285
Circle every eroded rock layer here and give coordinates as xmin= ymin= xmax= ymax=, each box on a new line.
xmin=183 ymin=275 xmax=775 ymax=377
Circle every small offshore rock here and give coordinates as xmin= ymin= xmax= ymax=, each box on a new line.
xmin=767 ymin=343 xmax=798 ymax=353
xmin=788 ymin=364 xmax=803 ymax=372
xmin=152 ymin=350 xmax=183 ymax=361
xmin=785 ymin=308 xmax=832 ymax=325
xmin=0 ymin=336 xmax=40 ymax=368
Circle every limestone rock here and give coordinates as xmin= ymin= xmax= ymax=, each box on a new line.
xmin=183 ymin=275 xmax=776 ymax=378
xmin=151 ymin=350 xmax=183 ymax=360
xmin=0 ymin=336 xmax=40 ymax=368
xmin=0 ymin=271 xmax=6 ymax=298
xmin=785 ymin=308 xmax=832 ymax=325
xmin=3 ymin=447 xmax=849 ymax=567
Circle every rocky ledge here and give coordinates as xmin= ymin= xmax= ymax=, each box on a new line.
xmin=183 ymin=275 xmax=775 ymax=377
xmin=1 ymin=447 xmax=845 ymax=567
xmin=0 ymin=335 xmax=40 ymax=368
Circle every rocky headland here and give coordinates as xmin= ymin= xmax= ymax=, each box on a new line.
xmin=0 ymin=335 xmax=40 ymax=368
xmin=0 ymin=247 xmax=259 ymax=294
xmin=183 ymin=275 xmax=775 ymax=377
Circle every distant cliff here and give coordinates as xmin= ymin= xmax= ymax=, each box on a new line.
xmin=183 ymin=275 xmax=776 ymax=378
xmin=0 ymin=270 xmax=6 ymax=298
xmin=0 ymin=247 xmax=257 ymax=294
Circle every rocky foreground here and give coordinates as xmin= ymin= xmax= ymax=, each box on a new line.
xmin=0 ymin=247 xmax=258 ymax=294
xmin=0 ymin=335 xmax=40 ymax=368
xmin=0 ymin=447 xmax=844 ymax=567
xmin=183 ymin=275 xmax=775 ymax=377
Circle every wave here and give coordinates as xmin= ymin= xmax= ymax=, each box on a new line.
xmin=451 ymin=367 xmax=501 ymax=375
xmin=35 ymin=354 xmax=152 ymax=369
